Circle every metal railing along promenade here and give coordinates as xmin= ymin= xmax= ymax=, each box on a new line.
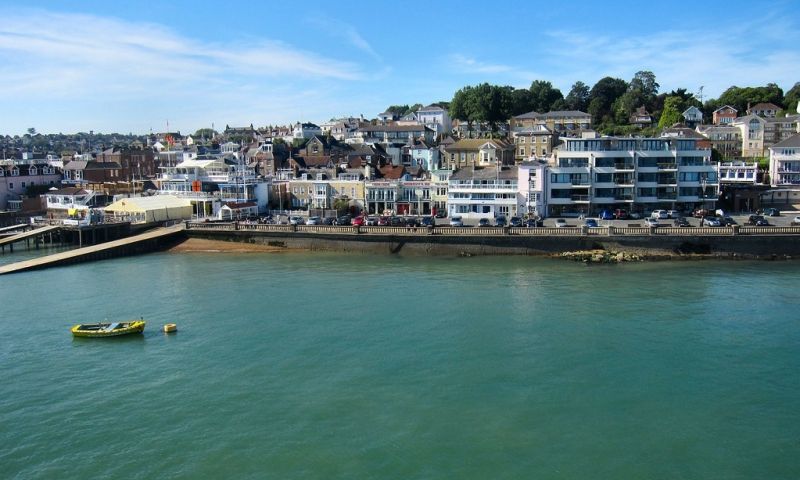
xmin=185 ymin=221 xmax=800 ymax=237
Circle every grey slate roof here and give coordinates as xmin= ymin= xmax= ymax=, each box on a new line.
xmin=772 ymin=133 xmax=800 ymax=149
xmin=450 ymin=165 xmax=518 ymax=181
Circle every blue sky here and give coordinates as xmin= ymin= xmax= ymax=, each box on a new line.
xmin=1 ymin=0 xmax=798 ymax=135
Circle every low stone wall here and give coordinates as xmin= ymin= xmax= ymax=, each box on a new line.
xmin=184 ymin=229 xmax=800 ymax=259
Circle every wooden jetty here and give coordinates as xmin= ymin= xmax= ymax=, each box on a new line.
xmin=0 ymin=225 xmax=61 ymax=252
xmin=0 ymin=224 xmax=186 ymax=275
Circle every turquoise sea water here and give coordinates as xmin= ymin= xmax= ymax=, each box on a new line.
xmin=1 ymin=251 xmax=799 ymax=479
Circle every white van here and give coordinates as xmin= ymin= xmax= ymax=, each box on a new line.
xmin=651 ymin=210 xmax=669 ymax=219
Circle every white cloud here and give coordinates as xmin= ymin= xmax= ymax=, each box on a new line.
xmin=0 ymin=8 xmax=365 ymax=133
xmin=306 ymin=16 xmax=382 ymax=62
xmin=542 ymin=22 xmax=800 ymax=98
xmin=448 ymin=54 xmax=514 ymax=74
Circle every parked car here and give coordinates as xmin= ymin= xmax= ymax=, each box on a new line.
xmin=477 ymin=218 xmax=491 ymax=227
xmin=494 ymin=215 xmax=507 ymax=227
xmin=434 ymin=210 xmax=447 ymax=218
xmin=509 ymin=216 xmax=522 ymax=227
xmin=667 ymin=210 xmax=681 ymax=219
xmin=420 ymin=216 xmax=434 ymax=227
xmin=525 ymin=218 xmax=543 ymax=228
xmin=377 ymin=216 xmax=389 ymax=226
xmin=613 ymin=209 xmax=629 ymax=220
xmin=335 ymin=215 xmax=351 ymax=226
xmin=673 ymin=217 xmax=691 ymax=227
xmin=584 ymin=218 xmax=598 ymax=228
xmin=306 ymin=216 xmax=321 ymax=225
xmin=792 ymin=216 xmax=800 ymax=226
xmin=289 ymin=216 xmax=305 ymax=225
xmin=651 ymin=210 xmax=669 ymax=219
xmin=629 ymin=212 xmax=642 ymax=219
xmin=351 ymin=216 xmax=365 ymax=226
xmin=763 ymin=207 xmax=780 ymax=216
xmin=693 ymin=209 xmax=711 ymax=218
xmin=748 ymin=214 xmax=767 ymax=226
xmin=645 ymin=217 xmax=659 ymax=227
xmin=389 ymin=216 xmax=403 ymax=226
xmin=599 ymin=210 xmax=614 ymax=220
xmin=554 ymin=218 xmax=568 ymax=228
xmin=322 ymin=217 xmax=335 ymax=225
xmin=703 ymin=217 xmax=722 ymax=227
xmin=449 ymin=216 xmax=464 ymax=227
xmin=405 ymin=217 xmax=420 ymax=227
xmin=721 ymin=217 xmax=737 ymax=226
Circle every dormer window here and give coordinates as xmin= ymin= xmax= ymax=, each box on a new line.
xmin=29 ymin=167 xmax=37 ymax=175
xmin=10 ymin=168 xmax=19 ymax=176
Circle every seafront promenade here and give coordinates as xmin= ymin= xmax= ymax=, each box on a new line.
xmin=183 ymin=220 xmax=800 ymax=259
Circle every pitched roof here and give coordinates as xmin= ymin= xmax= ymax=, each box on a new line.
xmin=450 ymin=165 xmax=518 ymax=181
xmin=448 ymin=138 xmax=513 ymax=150
xmin=772 ymin=133 xmax=800 ymax=149
xmin=379 ymin=165 xmax=406 ymax=180
xmin=513 ymin=110 xmax=590 ymax=120
xmin=713 ymin=105 xmax=738 ymax=114
xmin=749 ymin=102 xmax=780 ymax=111
xmin=359 ymin=124 xmax=432 ymax=133
xmin=48 ymin=187 xmax=89 ymax=195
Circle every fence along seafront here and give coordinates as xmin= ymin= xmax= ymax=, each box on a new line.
xmin=185 ymin=221 xmax=800 ymax=237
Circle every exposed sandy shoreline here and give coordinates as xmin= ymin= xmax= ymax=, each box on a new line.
xmin=168 ymin=237 xmax=288 ymax=253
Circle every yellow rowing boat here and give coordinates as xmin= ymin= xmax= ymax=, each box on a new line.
xmin=71 ymin=320 xmax=146 ymax=338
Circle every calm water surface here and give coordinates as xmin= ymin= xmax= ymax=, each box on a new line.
xmin=1 ymin=251 xmax=799 ymax=479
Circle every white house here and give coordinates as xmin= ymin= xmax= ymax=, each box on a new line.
xmin=682 ymin=106 xmax=703 ymax=127
xmin=448 ymin=165 xmax=519 ymax=219
xmin=416 ymin=104 xmax=451 ymax=136
xmin=768 ymin=133 xmax=800 ymax=187
xmin=517 ymin=160 xmax=548 ymax=217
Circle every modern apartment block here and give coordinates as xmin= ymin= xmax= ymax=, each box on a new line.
xmin=548 ymin=136 xmax=717 ymax=217
xmin=768 ymin=134 xmax=800 ymax=187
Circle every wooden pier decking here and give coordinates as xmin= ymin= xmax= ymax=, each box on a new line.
xmin=0 ymin=224 xmax=185 ymax=275
xmin=0 ymin=224 xmax=32 ymax=234
xmin=0 ymin=225 xmax=61 ymax=250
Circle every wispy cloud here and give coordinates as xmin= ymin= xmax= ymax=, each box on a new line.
xmin=307 ymin=16 xmax=382 ymax=62
xmin=448 ymin=54 xmax=514 ymax=74
xmin=0 ymin=9 xmax=362 ymax=98
xmin=543 ymin=19 xmax=800 ymax=98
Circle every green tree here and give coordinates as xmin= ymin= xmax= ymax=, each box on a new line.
xmin=565 ymin=81 xmax=590 ymax=111
xmin=658 ymin=96 xmax=684 ymax=128
xmin=783 ymin=82 xmax=800 ymax=113
xmin=194 ymin=128 xmax=217 ymax=139
xmin=529 ymin=80 xmax=563 ymax=112
xmin=510 ymin=88 xmax=535 ymax=115
xmin=589 ymin=77 xmax=628 ymax=123
xmin=450 ymin=85 xmax=476 ymax=134
xmin=713 ymin=84 xmax=785 ymax=114
xmin=27 ymin=127 xmax=36 ymax=135
xmin=385 ymin=105 xmax=409 ymax=117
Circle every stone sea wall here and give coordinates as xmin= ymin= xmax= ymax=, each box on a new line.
xmin=184 ymin=229 xmax=800 ymax=260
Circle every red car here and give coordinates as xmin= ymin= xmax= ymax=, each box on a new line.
xmin=351 ymin=216 xmax=365 ymax=226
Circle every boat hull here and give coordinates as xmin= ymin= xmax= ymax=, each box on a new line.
xmin=71 ymin=321 xmax=146 ymax=338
